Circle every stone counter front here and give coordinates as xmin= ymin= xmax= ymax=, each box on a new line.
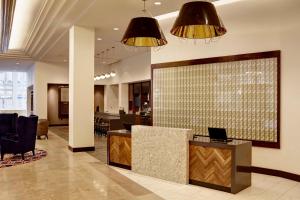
xmin=131 ymin=125 xmax=193 ymax=184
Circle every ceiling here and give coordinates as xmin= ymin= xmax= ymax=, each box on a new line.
xmin=8 ymin=0 xmax=46 ymax=50
xmin=42 ymin=0 xmax=300 ymax=66
xmin=0 ymin=0 xmax=193 ymax=69
xmin=0 ymin=59 xmax=34 ymax=72
xmin=42 ymin=0 xmax=192 ymax=65
xmin=0 ymin=0 xmax=299 ymax=70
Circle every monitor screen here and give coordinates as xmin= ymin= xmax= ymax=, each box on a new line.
xmin=208 ymin=127 xmax=228 ymax=141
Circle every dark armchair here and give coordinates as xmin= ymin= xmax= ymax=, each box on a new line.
xmin=0 ymin=113 xmax=18 ymax=138
xmin=0 ymin=115 xmax=38 ymax=160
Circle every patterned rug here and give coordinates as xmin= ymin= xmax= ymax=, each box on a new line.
xmin=0 ymin=149 xmax=47 ymax=168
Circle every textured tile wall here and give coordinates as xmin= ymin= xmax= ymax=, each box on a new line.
xmin=153 ymin=58 xmax=278 ymax=142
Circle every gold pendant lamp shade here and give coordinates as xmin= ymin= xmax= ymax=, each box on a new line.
xmin=170 ymin=1 xmax=227 ymax=39
xmin=121 ymin=17 xmax=167 ymax=47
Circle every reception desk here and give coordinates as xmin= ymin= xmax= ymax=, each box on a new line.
xmin=107 ymin=130 xmax=131 ymax=169
xmin=107 ymin=126 xmax=252 ymax=193
xmin=189 ymin=137 xmax=252 ymax=194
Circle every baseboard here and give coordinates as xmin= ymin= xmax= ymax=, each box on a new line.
xmin=108 ymin=162 xmax=131 ymax=170
xmin=189 ymin=179 xmax=231 ymax=193
xmin=49 ymin=124 xmax=69 ymax=127
xmin=237 ymin=166 xmax=300 ymax=182
xmin=68 ymin=146 xmax=95 ymax=152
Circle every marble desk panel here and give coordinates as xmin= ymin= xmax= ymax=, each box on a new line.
xmin=131 ymin=125 xmax=193 ymax=184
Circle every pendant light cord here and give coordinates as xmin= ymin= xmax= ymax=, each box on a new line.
xmin=141 ymin=0 xmax=153 ymax=17
xmin=142 ymin=0 xmax=146 ymax=12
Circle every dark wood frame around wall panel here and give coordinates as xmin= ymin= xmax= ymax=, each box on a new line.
xmin=151 ymin=50 xmax=281 ymax=149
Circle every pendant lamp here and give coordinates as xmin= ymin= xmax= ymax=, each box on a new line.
xmin=121 ymin=0 xmax=167 ymax=47
xmin=170 ymin=1 xmax=227 ymax=39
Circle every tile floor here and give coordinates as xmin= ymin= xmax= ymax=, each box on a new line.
xmin=49 ymin=126 xmax=107 ymax=163
xmin=0 ymin=131 xmax=161 ymax=200
xmin=1 ymin=128 xmax=299 ymax=200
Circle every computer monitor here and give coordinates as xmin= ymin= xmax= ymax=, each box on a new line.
xmin=208 ymin=127 xmax=230 ymax=142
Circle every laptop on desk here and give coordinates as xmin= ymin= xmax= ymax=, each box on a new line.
xmin=208 ymin=127 xmax=233 ymax=143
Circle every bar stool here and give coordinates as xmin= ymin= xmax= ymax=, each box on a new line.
xmin=99 ymin=122 xmax=109 ymax=136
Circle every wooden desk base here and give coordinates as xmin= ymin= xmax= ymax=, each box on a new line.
xmin=107 ymin=130 xmax=131 ymax=170
xmin=189 ymin=138 xmax=252 ymax=194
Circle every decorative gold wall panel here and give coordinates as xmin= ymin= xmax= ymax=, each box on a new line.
xmin=153 ymin=56 xmax=279 ymax=143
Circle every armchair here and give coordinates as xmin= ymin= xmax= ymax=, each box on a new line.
xmin=0 ymin=113 xmax=18 ymax=138
xmin=0 ymin=115 xmax=38 ymax=160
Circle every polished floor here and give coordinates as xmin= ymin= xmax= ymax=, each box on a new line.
xmin=0 ymin=129 xmax=299 ymax=200
xmin=49 ymin=126 xmax=107 ymax=163
xmin=0 ymin=131 xmax=162 ymax=200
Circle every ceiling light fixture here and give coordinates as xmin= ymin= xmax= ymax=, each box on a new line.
xmin=94 ymin=71 xmax=116 ymax=81
xmin=154 ymin=2 xmax=162 ymax=5
xmin=170 ymin=1 xmax=226 ymax=39
xmin=113 ymin=27 xmax=119 ymax=31
xmin=110 ymin=71 xmax=116 ymax=77
xmin=100 ymin=74 xmax=106 ymax=79
xmin=97 ymin=38 xmax=102 ymax=41
xmin=8 ymin=0 xmax=44 ymax=50
xmin=121 ymin=0 xmax=167 ymax=47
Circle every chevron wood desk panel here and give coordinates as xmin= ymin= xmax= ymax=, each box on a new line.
xmin=189 ymin=137 xmax=252 ymax=194
xmin=190 ymin=145 xmax=232 ymax=187
xmin=107 ymin=130 xmax=131 ymax=169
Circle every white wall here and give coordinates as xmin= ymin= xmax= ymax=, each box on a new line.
xmin=119 ymin=83 xmax=129 ymax=113
xmin=33 ymin=61 xmax=69 ymax=119
xmin=151 ymin=3 xmax=300 ymax=174
xmin=96 ymin=51 xmax=151 ymax=113
xmin=95 ymin=51 xmax=151 ymax=85
xmin=27 ymin=64 xmax=35 ymax=87
xmin=104 ymin=84 xmax=119 ymax=113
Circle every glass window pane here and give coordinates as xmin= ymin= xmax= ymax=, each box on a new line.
xmin=0 ymin=71 xmax=27 ymax=110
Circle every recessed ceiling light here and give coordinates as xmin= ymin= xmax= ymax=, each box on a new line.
xmin=113 ymin=27 xmax=119 ymax=31
xmin=97 ymin=38 xmax=102 ymax=41
xmin=154 ymin=2 xmax=162 ymax=5
xmin=16 ymin=62 xmax=20 ymax=65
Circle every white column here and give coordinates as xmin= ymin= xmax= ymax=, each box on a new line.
xmin=119 ymin=83 xmax=129 ymax=113
xmin=69 ymin=26 xmax=95 ymax=150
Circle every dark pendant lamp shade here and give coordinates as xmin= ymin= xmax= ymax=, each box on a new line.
xmin=170 ymin=1 xmax=227 ymax=39
xmin=121 ymin=17 xmax=167 ymax=47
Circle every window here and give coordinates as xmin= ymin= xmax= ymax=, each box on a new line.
xmin=128 ymin=81 xmax=151 ymax=114
xmin=0 ymin=72 xmax=27 ymax=110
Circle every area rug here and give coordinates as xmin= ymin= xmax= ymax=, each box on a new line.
xmin=0 ymin=149 xmax=47 ymax=168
